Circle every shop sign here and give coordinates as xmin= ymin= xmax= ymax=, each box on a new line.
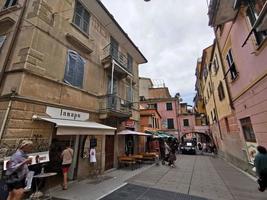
xmin=46 ymin=107 xmax=89 ymax=121
xmin=123 ymin=120 xmax=135 ymax=128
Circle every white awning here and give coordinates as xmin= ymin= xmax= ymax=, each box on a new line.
xmin=117 ymin=130 xmax=151 ymax=136
xmin=33 ymin=115 xmax=116 ymax=135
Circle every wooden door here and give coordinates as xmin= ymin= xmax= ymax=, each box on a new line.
xmin=105 ymin=135 xmax=114 ymax=170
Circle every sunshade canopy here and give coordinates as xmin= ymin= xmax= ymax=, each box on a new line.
xmin=33 ymin=115 xmax=116 ymax=135
xmin=117 ymin=130 xmax=151 ymax=136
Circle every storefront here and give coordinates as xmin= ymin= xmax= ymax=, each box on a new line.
xmin=32 ymin=106 xmax=116 ymax=180
xmin=117 ymin=130 xmax=150 ymax=156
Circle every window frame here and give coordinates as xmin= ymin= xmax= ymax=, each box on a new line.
xmin=64 ymin=49 xmax=85 ymax=88
xmin=3 ymin=0 xmax=17 ymax=9
xmin=218 ymin=81 xmax=225 ymax=101
xmin=73 ymin=1 xmax=90 ymax=34
xmin=126 ymin=83 xmax=132 ymax=103
xmin=127 ymin=53 xmax=133 ymax=73
xmin=183 ymin=119 xmax=189 ymax=127
xmin=0 ymin=35 xmax=7 ymax=50
xmin=166 ymin=102 xmax=173 ymax=111
xmin=226 ymin=49 xmax=238 ymax=81
xmin=240 ymin=117 xmax=256 ymax=142
xmin=246 ymin=1 xmax=267 ymax=46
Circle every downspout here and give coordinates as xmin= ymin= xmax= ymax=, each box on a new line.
xmin=0 ymin=98 xmax=12 ymax=139
xmin=111 ymin=60 xmax=114 ymax=94
xmin=0 ymin=0 xmax=29 ymax=91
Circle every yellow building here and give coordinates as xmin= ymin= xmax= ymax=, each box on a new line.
xmin=0 ymin=0 xmax=147 ymax=179
xmin=199 ymin=40 xmax=245 ymax=169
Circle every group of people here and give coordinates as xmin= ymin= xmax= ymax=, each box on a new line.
xmin=197 ymin=142 xmax=217 ymax=154
xmin=5 ymin=140 xmax=73 ymax=200
xmin=161 ymin=138 xmax=178 ymax=167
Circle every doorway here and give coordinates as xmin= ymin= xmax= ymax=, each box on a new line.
xmin=105 ymin=135 xmax=114 ymax=170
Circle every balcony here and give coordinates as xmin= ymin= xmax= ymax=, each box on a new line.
xmin=99 ymin=94 xmax=132 ymax=119
xmin=208 ymin=0 xmax=237 ymax=27
xmin=101 ymin=44 xmax=132 ymax=78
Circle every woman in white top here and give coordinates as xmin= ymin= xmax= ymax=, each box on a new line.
xmin=61 ymin=145 xmax=73 ymax=190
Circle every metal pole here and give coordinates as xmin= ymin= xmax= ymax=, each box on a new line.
xmin=111 ymin=61 xmax=114 ymax=94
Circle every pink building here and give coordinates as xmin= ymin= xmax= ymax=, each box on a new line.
xmin=139 ymin=77 xmax=210 ymax=141
xmin=208 ymin=0 xmax=267 ymax=167
xmin=139 ymin=87 xmax=179 ymax=138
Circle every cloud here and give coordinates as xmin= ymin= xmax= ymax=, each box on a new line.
xmin=101 ymin=0 xmax=214 ymax=104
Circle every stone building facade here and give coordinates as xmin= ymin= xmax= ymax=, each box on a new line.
xmin=0 ymin=0 xmax=147 ymax=179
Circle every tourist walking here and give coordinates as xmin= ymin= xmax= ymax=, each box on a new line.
xmin=61 ymin=145 xmax=73 ymax=190
xmin=6 ymin=140 xmax=33 ymax=200
xmin=254 ymin=145 xmax=267 ymax=192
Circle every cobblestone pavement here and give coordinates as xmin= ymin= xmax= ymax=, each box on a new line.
xmin=52 ymin=155 xmax=266 ymax=200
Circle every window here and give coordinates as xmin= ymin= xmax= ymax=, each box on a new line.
xmin=110 ymin=37 xmax=118 ymax=60
xmin=148 ymin=103 xmax=157 ymax=109
xmin=240 ymin=117 xmax=256 ymax=142
xmin=126 ymin=84 xmax=132 ymax=102
xmin=183 ymin=119 xmax=189 ymax=127
xmin=166 ymin=102 xmax=173 ymax=111
xmin=73 ymin=1 xmax=90 ymax=34
xmin=127 ymin=54 xmax=133 ymax=73
xmin=226 ymin=49 xmax=238 ymax=80
xmin=218 ymin=81 xmax=225 ymax=101
xmin=246 ymin=0 xmax=267 ymax=45
xmin=0 ymin=35 xmax=6 ymax=50
xmin=64 ymin=50 xmax=85 ymax=88
xmin=3 ymin=0 xmax=17 ymax=9
xmin=209 ymin=82 xmax=213 ymax=93
xmin=213 ymin=54 xmax=219 ymax=74
xmin=108 ymin=77 xmax=117 ymax=94
xmin=140 ymin=96 xmax=145 ymax=101
xmin=210 ymin=112 xmax=213 ymax=123
xmin=167 ymin=118 xmax=174 ymax=129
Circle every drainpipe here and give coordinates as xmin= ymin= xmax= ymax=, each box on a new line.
xmin=0 ymin=99 xmax=12 ymax=139
xmin=0 ymin=0 xmax=29 ymax=91
xmin=111 ymin=60 xmax=114 ymax=94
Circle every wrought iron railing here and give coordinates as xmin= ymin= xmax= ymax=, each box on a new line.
xmin=100 ymin=94 xmax=132 ymax=116
xmin=102 ymin=44 xmax=132 ymax=73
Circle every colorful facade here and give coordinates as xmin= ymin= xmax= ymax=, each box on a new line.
xmin=205 ymin=0 xmax=267 ymax=171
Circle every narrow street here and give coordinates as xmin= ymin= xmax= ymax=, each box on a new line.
xmin=52 ymin=155 xmax=266 ymax=200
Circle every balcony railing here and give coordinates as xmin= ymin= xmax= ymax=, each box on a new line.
xmin=100 ymin=94 xmax=132 ymax=118
xmin=101 ymin=44 xmax=132 ymax=73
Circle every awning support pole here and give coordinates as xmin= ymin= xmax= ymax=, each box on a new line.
xmin=111 ymin=60 xmax=115 ymax=94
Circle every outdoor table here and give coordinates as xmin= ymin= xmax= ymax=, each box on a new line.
xmin=118 ymin=156 xmax=136 ymax=170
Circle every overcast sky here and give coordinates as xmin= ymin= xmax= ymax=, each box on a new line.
xmin=101 ymin=0 xmax=214 ymax=105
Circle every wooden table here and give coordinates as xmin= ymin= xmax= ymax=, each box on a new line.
xmin=118 ymin=156 xmax=136 ymax=170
